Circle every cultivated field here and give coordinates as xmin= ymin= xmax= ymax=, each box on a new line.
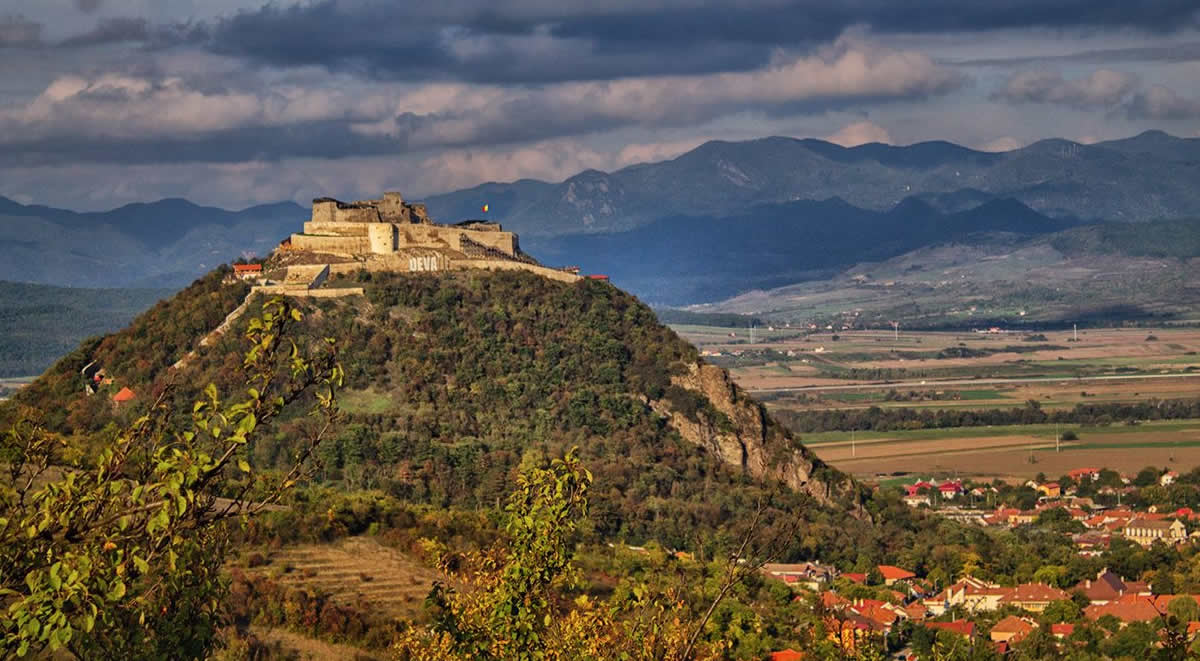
xmin=671 ymin=324 xmax=1200 ymax=481
xmin=242 ymin=536 xmax=443 ymax=619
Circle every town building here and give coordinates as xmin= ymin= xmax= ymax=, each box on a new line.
xmin=1123 ymin=518 xmax=1187 ymax=547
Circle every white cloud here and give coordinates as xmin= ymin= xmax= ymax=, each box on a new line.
xmin=0 ymin=34 xmax=963 ymax=157
xmin=1127 ymin=84 xmax=1200 ymax=120
xmin=824 ymin=120 xmax=891 ymax=147
xmin=991 ymin=69 xmax=1138 ymax=109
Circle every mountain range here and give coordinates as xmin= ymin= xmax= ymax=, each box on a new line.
xmin=426 ymin=130 xmax=1200 ymax=235
xmin=1 ymin=130 xmax=1199 ymax=300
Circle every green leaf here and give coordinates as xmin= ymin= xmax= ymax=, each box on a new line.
xmin=238 ymin=459 xmax=251 ymax=474
xmin=107 ymin=581 xmax=126 ymax=601
xmin=132 ymin=556 xmax=149 ymax=574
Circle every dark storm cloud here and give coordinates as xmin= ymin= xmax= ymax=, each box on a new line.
xmin=59 ymin=17 xmax=150 ymax=48
xmin=0 ymin=120 xmax=415 ymax=168
xmin=953 ymin=42 xmax=1200 ymax=67
xmin=75 ymin=0 xmax=103 ymax=14
xmin=0 ymin=15 xmax=42 ymax=48
xmin=198 ymin=1 xmax=768 ymax=83
xmin=185 ymin=0 xmax=1200 ymax=83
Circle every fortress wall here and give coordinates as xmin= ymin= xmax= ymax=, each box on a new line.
xmin=282 ymin=264 xmax=330 ymax=289
xmin=328 ymin=262 xmax=365 ymax=277
xmin=329 ymin=206 xmax=381 ymax=224
xmin=368 ymin=223 xmax=397 ymax=253
xmin=416 ymin=225 xmax=516 ymax=255
xmin=311 ymin=201 xmax=338 ymax=224
xmin=291 ymin=234 xmax=371 ymax=256
xmin=251 ymin=285 xmax=364 ymax=298
xmin=302 ymin=221 xmax=371 ymax=236
xmin=458 ymin=259 xmax=581 ymax=284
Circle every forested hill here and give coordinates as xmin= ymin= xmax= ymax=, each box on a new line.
xmin=6 ymin=268 xmax=938 ymax=564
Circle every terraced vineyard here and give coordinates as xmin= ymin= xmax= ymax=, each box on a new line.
xmin=245 ymin=536 xmax=443 ymax=619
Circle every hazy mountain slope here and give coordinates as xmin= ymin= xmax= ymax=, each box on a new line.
xmin=425 ymin=131 xmax=1200 ymax=236
xmin=0 ymin=281 xmax=170 ymax=377
xmin=702 ymin=220 xmax=1200 ymax=327
xmin=7 ymin=269 xmax=875 ymax=556
xmin=527 ymin=196 xmax=1072 ymax=305
xmin=0 ymin=197 xmax=304 ymax=287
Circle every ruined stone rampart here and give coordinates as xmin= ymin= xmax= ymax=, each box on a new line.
xmin=275 ymin=191 xmax=579 ymax=286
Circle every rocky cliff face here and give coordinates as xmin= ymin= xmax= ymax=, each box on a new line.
xmin=651 ymin=361 xmax=842 ymax=506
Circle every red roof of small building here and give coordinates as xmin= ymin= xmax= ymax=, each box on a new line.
xmin=233 ymin=263 xmax=263 ymax=272
xmin=1050 ymin=623 xmax=1075 ymax=637
xmin=769 ymin=650 xmax=805 ymax=661
xmin=843 ymin=573 xmax=867 ymax=584
xmin=878 ymin=565 xmax=916 ymax=581
xmin=1000 ymin=583 xmax=1069 ymax=605
xmin=586 ymin=274 xmax=609 ymax=280
xmin=112 ymin=386 xmax=136 ymax=403
xmin=1084 ymin=594 xmax=1161 ymax=623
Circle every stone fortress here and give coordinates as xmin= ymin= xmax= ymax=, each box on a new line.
xmin=259 ymin=192 xmax=581 ymax=294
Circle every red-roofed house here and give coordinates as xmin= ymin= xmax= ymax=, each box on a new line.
xmin=1037 ymin=482 xmax=1062 ymax=498
xmin=769 ymin=650 xmax=805 ymax=661
xmin=990 ymin=616 xmax=1036 ymax=644
xmin=938 ymin=481 xmax=964 ymax=499
xmin=906 ymin=481 xmax=936 ymax=496
xmin=112 ymin=386 xmax=136 ymax=405
xmin=999 ymin=583 xmax=1070 ymax=613
xmin=232 ymin=263 xmax=263 ymax=280
xmin=878 ymin=565 xmax=916 ymax=586
xmin=843 ymin=573 xmax=867 ymax=584
xmin=905 ymin=602 xmax=929 ymax=621
xmin=1069 ymin=468 xmax=1100 ymax=482
xmin=1084 ymin=594 xmax=1162 ymax=624
xmin=1050 ymin=623 xmax=1075 ymax=638
xmin=1073 ymin=568 xmax=1151 ymax=605
xmin=820 ymin=591 xmax=849 ymax=610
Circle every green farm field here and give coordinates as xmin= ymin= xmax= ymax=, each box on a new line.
xmin=671 ymin=324 xmax=1200 ymax=481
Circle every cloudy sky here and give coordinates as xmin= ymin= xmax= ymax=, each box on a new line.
xmin=1 ymin=0 xmax=1199 ymax=210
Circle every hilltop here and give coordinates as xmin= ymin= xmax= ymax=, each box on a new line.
xmin=8 ymin=266 xmax=901 ymax=559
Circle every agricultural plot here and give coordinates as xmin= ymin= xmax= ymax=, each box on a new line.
xmin=242 ymin=536 xmax=443 ymax=619
xmin=805 ymin=420 xmax=1200 ymax=481
xmin=672 ymin=324 xmax=1200 ymax=482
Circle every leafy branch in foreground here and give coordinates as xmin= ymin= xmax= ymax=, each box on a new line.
xmin=393 ymin=449 xmax=801 ymax=661
xmin=0 ymin=297 xmax=341 ymax=659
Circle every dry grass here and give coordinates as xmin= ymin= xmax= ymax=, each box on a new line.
xmin=252 ymin=626 xmax=386 ymax=661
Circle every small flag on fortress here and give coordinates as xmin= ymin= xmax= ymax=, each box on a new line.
xmin=481 ymin=203 xmax=489 ymax=213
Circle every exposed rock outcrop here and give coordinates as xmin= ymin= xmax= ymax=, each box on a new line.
xmin=651 ymin=362 xmax=843 ymax=506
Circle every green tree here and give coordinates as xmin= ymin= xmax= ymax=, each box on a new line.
xmin=394 ymin=450 xmax=726 ymax=661
xmin=0 ymin=298 xmax=342 ymax=659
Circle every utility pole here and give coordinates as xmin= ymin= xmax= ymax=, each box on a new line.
xmin=852 ymin=429 xmax=856 ymax=458
xmin=1056 ymin=423 xmax=1061 ymax=453
xmin=1073 ymin=324 xmax=1078 ymax=342
xmin=891 ymin=320 xmax=900 ymax=342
